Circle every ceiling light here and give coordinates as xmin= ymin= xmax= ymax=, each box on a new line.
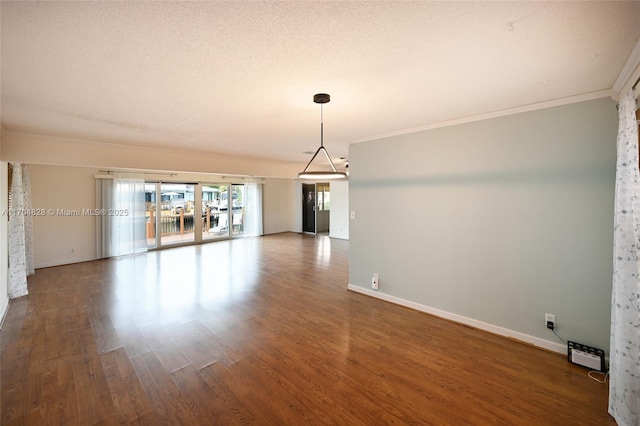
xmin=298 ymin=93 xmax=347 ymax=180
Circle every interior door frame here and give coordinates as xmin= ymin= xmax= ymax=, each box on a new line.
xmin=302 ymin=183 xmax=316 ymax=234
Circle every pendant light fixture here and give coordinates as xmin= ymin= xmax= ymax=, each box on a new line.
xmin=298 ymin=93 xmax=347 ymax=180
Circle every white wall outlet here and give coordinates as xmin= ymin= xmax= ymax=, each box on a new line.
xmin=372 ymin=273 xmax=379 ymax=290
xmin=350 ymin=210 xmax=356 ymax=220
xmin=545 ymin=313 xmax=555 ymax=329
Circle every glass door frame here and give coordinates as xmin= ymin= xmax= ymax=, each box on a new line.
xmin=146 ymin=181 xmax=203 ymax=250
xmin=146 ymin=181 xmax=248 ymax=250
xmin=201 ymin=183 xmax=232 ymax=242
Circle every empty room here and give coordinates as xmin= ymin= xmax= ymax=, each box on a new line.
xmin=1 ymin=2 xmax=639 ymax=425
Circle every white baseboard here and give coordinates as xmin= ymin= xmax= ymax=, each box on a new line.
xmin=347 ymin=284 xmax=566 ymax=355
xmin=35 ymin=255 xmax=97 ymax=269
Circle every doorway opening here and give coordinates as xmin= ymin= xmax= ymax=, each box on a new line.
xmin=302 ymin=183 xmax=330 ymax=235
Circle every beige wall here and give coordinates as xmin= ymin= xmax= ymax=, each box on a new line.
xmin=2 ymin=132 xmax=302 ymax=179
xmin=27 ymin=165 xmax=301 ymax=268
xmin=263 ymin=178 xmax=296 ymax=234
xmin=2 ymin=132 xmax=343 ymax=263
xmin=29 ymin=165 xmax=98 ymax=267
xmin=292 ymin=181 xmax=302 ymax=233
xmin=2 ymin=131 xmax=351 ymax=258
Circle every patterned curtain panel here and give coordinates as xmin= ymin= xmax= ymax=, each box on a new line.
xmin=23 ymin=165 xmax=34 ymax=276
xmin=8 ymin=163 xmax=34 ymax=298
xmin=609 ymin=89 xmax=640 ymax=426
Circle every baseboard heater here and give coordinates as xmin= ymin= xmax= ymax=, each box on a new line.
xmin=567 ymin=341 xmax=606 ymax=372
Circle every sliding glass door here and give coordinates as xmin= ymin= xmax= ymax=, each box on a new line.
xmin=202 ymin=184 xmax=229 ymax=241
xmin=145 ymin=183 xmax=157 ymax=249
xmin=145 ymin=181 xmax=261 ymax=249
xmin=231 ymin=184 xmax=244 ymax=237
xmin=159 ymin=183 xmax=195 ymax=246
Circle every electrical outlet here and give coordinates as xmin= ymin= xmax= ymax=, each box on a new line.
xmin=372 ymin=273 xmax=379 ymax=290
xmin=545 ymin=313 xmax=555 ymax=330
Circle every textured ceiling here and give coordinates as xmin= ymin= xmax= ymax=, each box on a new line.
xmin=2 ymin=1 xmax=639 ymax=166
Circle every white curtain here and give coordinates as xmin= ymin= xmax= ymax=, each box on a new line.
xmin=108 ymin=175 xmax=147 ymax=256
xmin=8 ymin=163 xmax=34 ymax=298
xmin=244 ymin=183 xmax=263 ymax=237
xmin=609 ymin=89 xmax=640 ymax=426
xmin=95 ymin=178 xmax=113 ymax=259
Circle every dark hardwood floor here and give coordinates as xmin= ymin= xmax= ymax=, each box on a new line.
xmin=1 ymin=233 xmax=613 ymax=425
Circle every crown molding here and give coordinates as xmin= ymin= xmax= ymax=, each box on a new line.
xmin=612 ymin=37 xmax=640 ymax=97
xmin=352 ymin=89 xmax=612 ymax=145
xmin=1 ymin=131 xmax=303 ymax=179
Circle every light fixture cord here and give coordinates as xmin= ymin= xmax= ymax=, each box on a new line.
xmin=320 ymin=103 xmax=324 ymax=148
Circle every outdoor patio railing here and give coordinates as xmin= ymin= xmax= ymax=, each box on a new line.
xmin=145 ymin=208 xmax=238 ymax=239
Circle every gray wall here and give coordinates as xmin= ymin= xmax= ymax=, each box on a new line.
xmin=349 ymin=97 xmax=617 ymax=352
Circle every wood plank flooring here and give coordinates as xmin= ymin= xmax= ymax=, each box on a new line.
xmin=1 ymin=233 xmax=613 ymax=425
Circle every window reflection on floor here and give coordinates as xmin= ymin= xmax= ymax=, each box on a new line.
xmin=315 ymin=234 xmax=331 ymax=267
xmin=113 ymin=238 xmax=260 ymax=320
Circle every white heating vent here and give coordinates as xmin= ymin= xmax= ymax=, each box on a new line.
xmin=571 ymin=349 xmax=602 ymax=370
xmin=567 ymin=341 xmax=606 ymax=372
